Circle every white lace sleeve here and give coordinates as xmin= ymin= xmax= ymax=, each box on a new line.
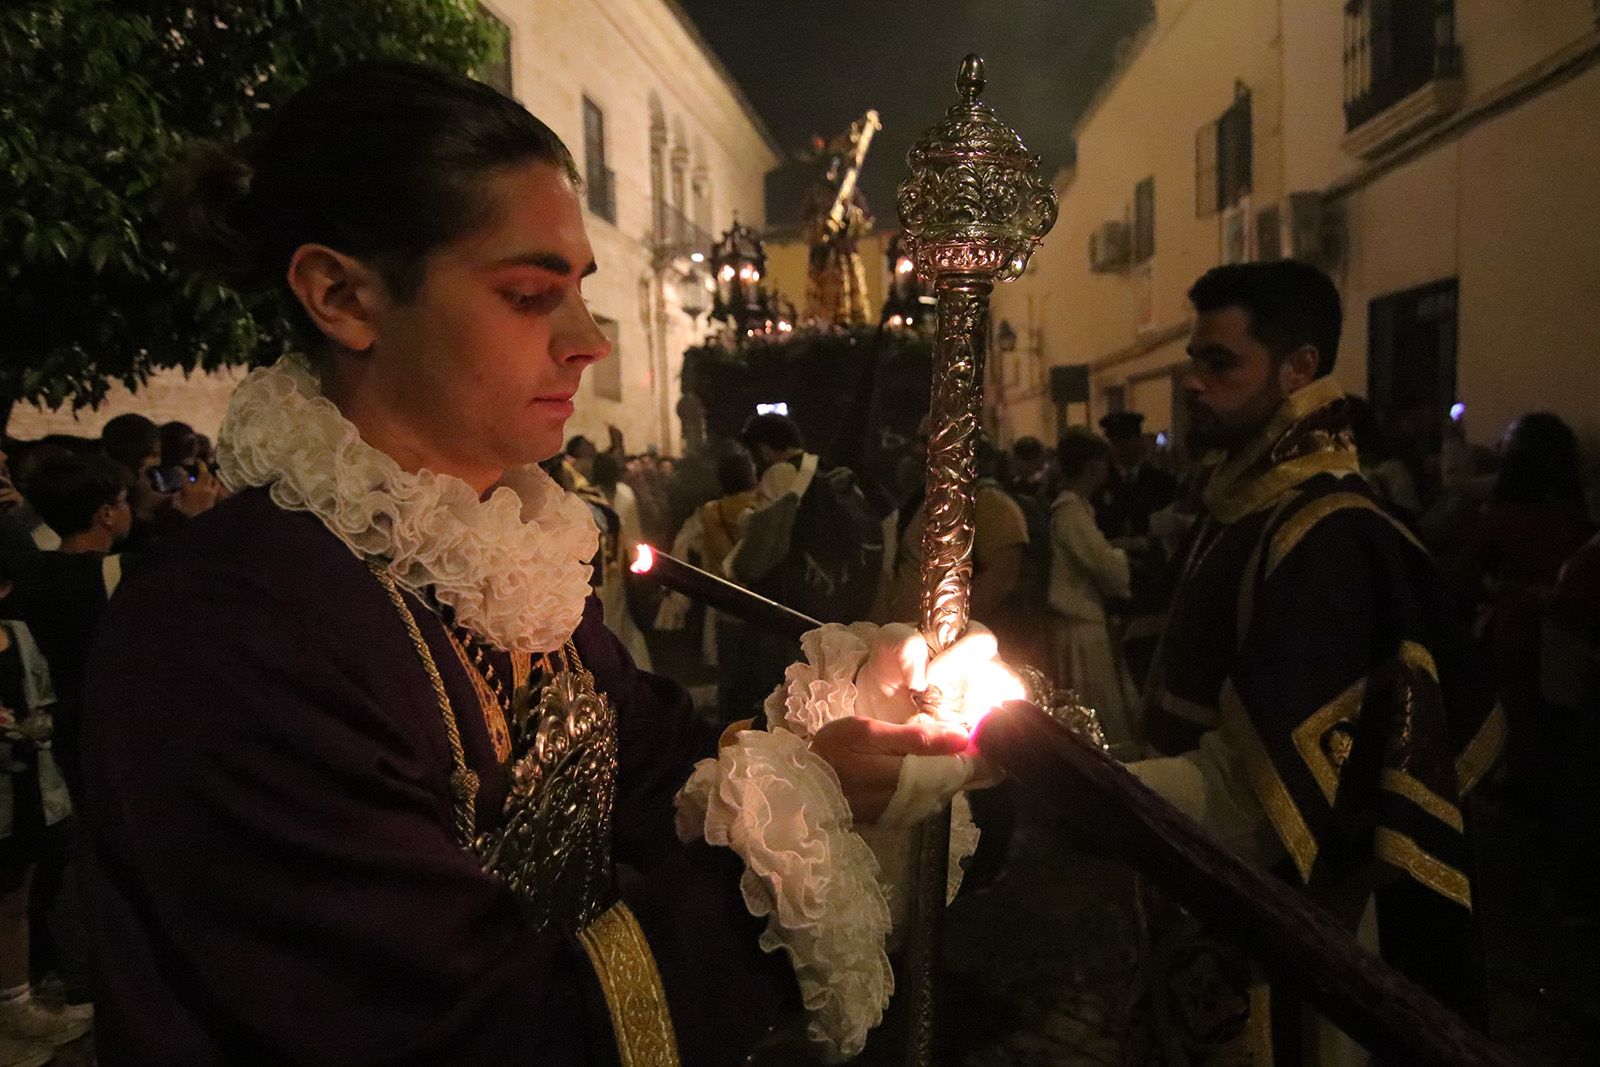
xmin=676 ymin=730 xmax=890 ymax=1062
xmin=674 ymin=622 xmax=980 ymax=1061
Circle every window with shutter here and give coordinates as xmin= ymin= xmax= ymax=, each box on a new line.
xmin=1195 ymin=120 xmax=1218 ymax=218
xmin=1133 ymin=177 xmax=1155 ymax=263
xmin=1217 ymin=90 xmax=1252 ymax=210
xmin=582 ymin=97 xmax=615 ymax=223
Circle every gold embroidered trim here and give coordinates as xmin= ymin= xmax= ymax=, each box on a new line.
xmin=1204 ymin=379 xmax=1358 ymax=523
xmin=1265 ymin=492 xmax=1425 ymax=580
xmin=1210 ymin=450 xmax=1360 ymax=524
xmin=1380 ymin=768 xmax=1465 ymax=833
xmin=1289 ymin=677 xmax=1366 ymax=805
xmin=1398 ymin=640 xmax=1438 ymax=682
xmin=370 ymin=564 xmax=479 ymax=843
xmin=1238 ymin=494 xmax=1297 ymax=648
xmin=512 ymin=650 xmax=532 ymax=697
xmin=441 ymin=629 xmax=513 ymax=764
xmin=1374 ymin=827 xmax=1472 ymax=910
xmin=1456 ymin=703 xmax=1507 ymax=795
xmin=576 ymin=902 xmax=681 ymax=1067
xmin=1248 ymin=981 xmax=1275 ymax=1067
xmin=1158 ymin=688 xmax=1219 ymax=727
xmin=1222 ymin=681 xmax=1318 ymax=882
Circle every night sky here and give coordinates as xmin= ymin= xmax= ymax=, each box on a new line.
xmin=676 ymin=0 xmax=1154 ymax=225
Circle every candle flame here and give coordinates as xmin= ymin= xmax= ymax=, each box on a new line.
xmin=955 ymin=661 xmax=1026 ymax=733
xmin=630 ymin=543 xmax=656 ymax=575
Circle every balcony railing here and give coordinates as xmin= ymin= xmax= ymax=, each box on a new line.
xmin=1343 ymin=0 xmax=1460 ymax=132
xmin=586 ymin=166 xmax=616 ymax=225
xmin=654 ymin=202 xmax=711 ymax=261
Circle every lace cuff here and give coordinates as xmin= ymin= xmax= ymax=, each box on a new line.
xmin=763 ymin=622 xmax=879 ymax=739
xmin=675 ymin=729 xmax=891 ymax=1062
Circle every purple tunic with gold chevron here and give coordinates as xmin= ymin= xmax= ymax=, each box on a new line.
xmin=1141 ymin=378 xmax=1505 ymax=1011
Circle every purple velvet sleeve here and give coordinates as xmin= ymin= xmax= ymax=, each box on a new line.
xmin=81 ymin=580 xmax=622 ymax=1064
xmin=82 ymin=544 xmax=796 ymax=1065
xmin=572 ymin=599 xmax=802 ymax=1062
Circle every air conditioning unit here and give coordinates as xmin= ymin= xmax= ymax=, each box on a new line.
xmin=1088 ymin=220 xmax=1131 ymax=273
xmin=1255 ymin=192 xmax=1330 ymax=264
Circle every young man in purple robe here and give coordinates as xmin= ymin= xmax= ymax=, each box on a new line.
xmin=79 ymin=62 xmax=1002 ymax=1065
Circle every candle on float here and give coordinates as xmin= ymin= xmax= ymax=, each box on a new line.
xmin=629 ymin=544 xmax=822 ymax=642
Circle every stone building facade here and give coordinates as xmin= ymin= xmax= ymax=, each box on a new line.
xmin=12 ymin=0 xmax=781 ymax=456
xmin=988 ymin=0 xmax=1600 ymax=455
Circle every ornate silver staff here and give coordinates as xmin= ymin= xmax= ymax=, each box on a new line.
xmin=894 ymin=55 xmax=1057 ymax=1064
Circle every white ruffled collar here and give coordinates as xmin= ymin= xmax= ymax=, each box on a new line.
xmin=216 ymin=356 xmax=598 ymax=653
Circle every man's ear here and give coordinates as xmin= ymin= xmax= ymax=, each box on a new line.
xmin=1277 ymin=344 xmax=1320 ymax=393
xmin=285 ymin=244 xmax=385 ymax=353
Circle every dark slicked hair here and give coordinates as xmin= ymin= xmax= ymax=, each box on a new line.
xmin=1056 ymin=428 xmax=1111 ymax=480
xmin=163 ymin=61 xmax=579 ymax=340
xmin=715 ymin=446 xmax=758 ymax=494
xmin=1188 ymin=261 xmax=1342 ymax=378
xmin=1011 ymin=435 xmax=1046 ymax=463
xmin=101 ymin=413 xmax=160 ymax=473
xmin=739 ymin=413 xmax=805 ymax=454
xmin=25 ymin=453 xmax=132 ymax=538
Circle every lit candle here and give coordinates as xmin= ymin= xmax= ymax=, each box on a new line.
xmin=629 ymin=545 xmax=821 ymax=642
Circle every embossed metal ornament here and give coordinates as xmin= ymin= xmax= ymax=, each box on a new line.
xmin=894 ymin=55 xmax=1057 ymax=1066
xmin=472 ymin=650 xmax=617 ymax=934
xmin=897 ymin=54 xmax=1059 ymax=655
xmin=898 ymin=55 xmax=1058 ymax=290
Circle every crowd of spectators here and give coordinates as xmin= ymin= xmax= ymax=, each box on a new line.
xmin=614 ymin=400 xmax=1599 ymax=927
xmin=0 ymin=414 xmax=220 ymax=1063
xmin=0 ymin=384 xmax=1595 ymax=1060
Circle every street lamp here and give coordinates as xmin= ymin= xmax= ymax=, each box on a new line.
xmin=709 ymin=219 xmax=777 ymax=334
xmin=881 ymin=231 xmax=931 ymax=328
xmin=678 ymin=260 xmax=711 ymax=321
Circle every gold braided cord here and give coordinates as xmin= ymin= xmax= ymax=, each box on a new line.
xmin=576 ymin=903 xmax=681 ymax=1067
xmin=442 ymin=627 xmax=513 ymax=764
xmin=369 ymin=562 xmax=479 ymax=843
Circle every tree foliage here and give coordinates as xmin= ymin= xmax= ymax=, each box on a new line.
xmin=0 ymin=0 xmax=498 ymax=424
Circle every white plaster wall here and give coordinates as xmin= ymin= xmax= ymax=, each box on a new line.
xmin=481 ymin=0 xmax=777 ymax=454
xmin=1455 ymin=65 xmax=1600 ymax=448
xmin=1453 ymin=0 xmax=1597 ymax=99
xmin=994 ymin=0 xmax=1600 ymax=460
xmin=1333 ymin=145 xmax=1462 ymax=402
xmin=992 ymin=0 xmax=1296 ymax=438
xmin=9 ymin=367 xmax=249 ymax=442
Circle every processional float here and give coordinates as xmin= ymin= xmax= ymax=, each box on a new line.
xmin=637 ymin=55 xmax=1514 ymax=1067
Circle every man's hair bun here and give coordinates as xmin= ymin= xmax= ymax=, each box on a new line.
xmin=159 ymin=139 xmax=260 ymax=282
